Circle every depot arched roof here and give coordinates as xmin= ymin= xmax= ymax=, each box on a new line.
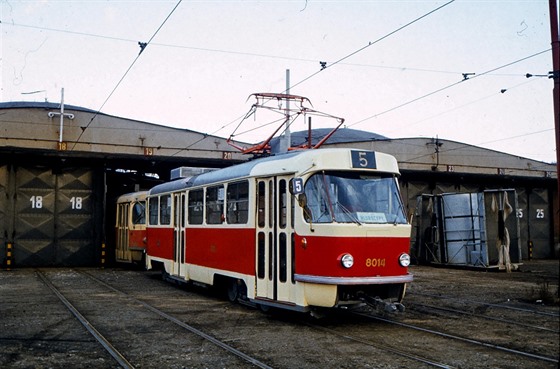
xmin=271 ymin=127 xmax=388 ymax=148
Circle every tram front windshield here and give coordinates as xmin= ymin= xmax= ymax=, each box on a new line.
xmin=303 ymin=171 xmax=407 ymax=224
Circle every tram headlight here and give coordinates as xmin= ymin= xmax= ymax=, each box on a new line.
xmin=399 ymin=253 xmax=411 ymax=267
xmin=340 ymin=253 xmax=354 ymax=269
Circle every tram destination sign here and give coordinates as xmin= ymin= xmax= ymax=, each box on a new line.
xmin=351 ymin=150 xmax=377 ymax=169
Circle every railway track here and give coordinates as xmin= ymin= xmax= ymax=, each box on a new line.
xmin=79 ymin=270 xmax=272 ymax=369
xmin=305 ymin=320 xmax=455 ymax=369
xmin=36 ymin=271 xmax=135 ymax=369
xmin=354 ymin=310 xmax=558 ymax=365
xmin=409 ymin=291 xmax=560 ymax=318
xmin=36 ymin=269 xmax=271 ymax=369
xmin=294 ymin=304 xmax=559 ymax=369
xmin=4 ymin=267 xmax=558 ymax=369
xmin=408 ymin=301 xmax=559 ymax=334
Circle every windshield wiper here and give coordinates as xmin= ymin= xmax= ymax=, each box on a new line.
xmin=336 ymin=202 xmax=362 ymax=226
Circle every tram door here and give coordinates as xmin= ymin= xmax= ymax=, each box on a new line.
xmin=255 ymin=177 xmax=296 ymax=304
xmin=115 ymin=201 xmax=129 ymax=262
xmin=173 ymin=193 xmax=186 ymax=277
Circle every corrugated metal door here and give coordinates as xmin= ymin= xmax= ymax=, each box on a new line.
xmin=528 ymin=188 xmax=551 ymax=259
xmin=14 ymin=167 xmax=57 ymax=266
xmin=13 ymin=166 xmax=95 ymax=266
xmin=1 ymin=165 xmax=8 ymax=266
xmin=56 ymin=168 xmax=95 ymax=265
xmin=516 ymin=187 xmax=529 ymax=259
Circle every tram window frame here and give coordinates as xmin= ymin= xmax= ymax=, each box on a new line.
xmin=226 ymin=181 xmax=249 ymax=224
xmin=148 ymin=197 xmax=159 ymax=225
xmin=159 ymin=194 xmax=171 ymax=225
xmin=279 ymin=179 xmax=287 ymax=229
xmin=206 ymin=185 xmax=225 ymax=224
xmin=268 ymin=180 xmax=273 ymax=228
xmin=188 ymin=189 xmax=204 ymax=225
xmin=181 ymin=194 xmax=186 ymax=228
xmin=279 ymin=232 xmax=287 ymax=282
xmin=291 ymin=233 xmax=295 ymax=284
xmin=116 ymin=203 xmax=125 ymax=227
xmin=257 ymin=232 xmax=265 ymax=279
xmin=257 ymin=181 xmax=265 ymax=228
xmin=131 ymin=201 xmax=146 ymax=225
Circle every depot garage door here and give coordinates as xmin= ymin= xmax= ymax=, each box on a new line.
xmin=6 ymin=166 xmax=102 ymax=267
xmin=0 ymin=165 xmax=8 ymax=265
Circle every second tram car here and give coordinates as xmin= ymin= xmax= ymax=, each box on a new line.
xmin=138 ymin=148 xmax=412 ymax=313
xmin=115 ymin=191 xmax=148 ymax=264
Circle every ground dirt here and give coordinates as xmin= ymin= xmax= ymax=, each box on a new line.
xmin=0 ymin=260 xmax=558 ymax=369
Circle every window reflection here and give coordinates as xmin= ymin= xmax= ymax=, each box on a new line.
xmin=303 ymin=171 xmax=406 ymax=224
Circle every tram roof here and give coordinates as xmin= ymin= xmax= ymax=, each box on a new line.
xmin=149 ymin=150 xmax=302 ymax=195
xmin=149 ymin=148 xmax=399 ymax=195
xmin=116 ymin=191 xmax=148 ymax=203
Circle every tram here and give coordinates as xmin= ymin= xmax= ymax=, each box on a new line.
xmin=115 ymin=191 xmax=148 ymax=264
xmin=139 ymin=148 xmax=412 ymax=314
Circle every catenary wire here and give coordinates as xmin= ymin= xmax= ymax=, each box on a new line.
xmin=381 ymin=78 xmax=540 ymax=134
xmin=347 ymin=48 xmax=552 ymax=128
xmin=198 ymin=0 xmax=457 ymax=151
xmin=5 ymin=2 xmax=551 ymax=160
xmin=403 ymin=128 xmax=554 ymax=168
xmin=286 ymin=0 xmax=456 ymax=92
xmin=4 ymin=20 xmax=476 ymax=76
xmin=70 ymin=0 xmax=183 ymax=150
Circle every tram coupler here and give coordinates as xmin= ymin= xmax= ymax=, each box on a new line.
xmin=363 ymin=296 xmax=405 ymax=313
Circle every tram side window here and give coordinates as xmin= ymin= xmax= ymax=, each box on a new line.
xmin=227 ymin=181 xmax=249 ymax=224
xmin=132 ymin=201 xmax=146 ymax=225
xmin=257 ymin=181 xmax=265 ymax=228
xmin=188 ymin=189 xmax=204 ymax=224
xmin=116 ymin=203 xmax=125 ymax=227
xmin=159 ymin=194 xmax=171 ymax=225
xmin=206 ymin=185 xmax=225 ymax=224
xmin=149 ymin=197 xmax=159 ymax=225
xmin=279 ymin=179 xmax=287 ymax=228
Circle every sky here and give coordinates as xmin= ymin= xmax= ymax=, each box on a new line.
xmin=1 ymin=0 xmax=557 ymax=163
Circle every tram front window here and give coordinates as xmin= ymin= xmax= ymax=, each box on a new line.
xmin=303 ymin=171 xmax=407 ymax=224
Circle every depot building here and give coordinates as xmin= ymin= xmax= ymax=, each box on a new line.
xmin=0 ymin=102 xmax=557 ymax=267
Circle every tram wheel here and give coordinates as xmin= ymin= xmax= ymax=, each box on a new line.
xmin=227 ymin=279 xmax=239 ymax=302
xmin=258 ymin=304 xmax=271 ymax=313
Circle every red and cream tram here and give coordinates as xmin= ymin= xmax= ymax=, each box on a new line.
xmin=142 ymin=148 xmax=412 ymax=313
xmin=115 ymin=191 xmax=148 ymax=264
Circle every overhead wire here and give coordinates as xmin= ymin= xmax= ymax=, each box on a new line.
xmin=6 ymin=1 xmax=551 ymax=160
xmin=70 ymin=0 xmax=183 ymax=150
xmin=287 ymin=0 xmax=456 ymax=92
xmin=382 ymin=79 xmax=541 ymax=134
xmin=4 ymin=20 xmax=470 ymax=76
xmin=208 ymin=0 xmax=457 ymax=151
xmin=2 ymin=2 xmax=463 ymax=154
xmin=347 ymin=48 xmax=552 ymax=129
xmin=1 ymin=0 xmax=467 ymax=153
xmin=403 ymin=127 xmax=555 ymax=166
